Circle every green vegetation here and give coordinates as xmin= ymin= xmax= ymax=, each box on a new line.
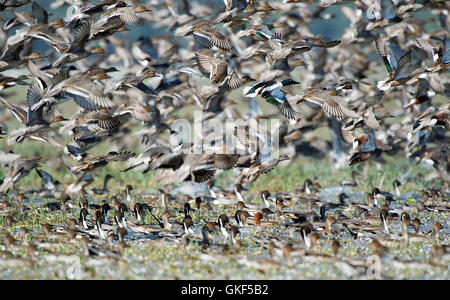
xmin=0 ymin=150 xmax=448 ymax=279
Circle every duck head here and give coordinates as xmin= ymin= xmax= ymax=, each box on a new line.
xmin=134 ymin=5 xmax=150 ymax=12
xmin=281 ymin=79 xmax=300 ymax=86
xmin=90 ymin=47 xmax=106 ymax=55
xmin=241 ymin=74 xmax=256 ymax=83
xmin=134 ymin=203 xmax=143 ymax=221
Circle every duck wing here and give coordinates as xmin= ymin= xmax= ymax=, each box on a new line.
xmin=0 ymin=96 xmax=27 ymax=124
xmin=195 ymin=52 xmax=228 ymax=85
xmin=391 ymin=51 xmax=413 ymax=81
xmin=375 ymin=35 xmax=395 ymax=76
xmin=193 ymin=22 xmax=233 ymax=51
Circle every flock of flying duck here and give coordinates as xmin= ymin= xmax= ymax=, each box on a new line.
xmin=0 ymin=0 xmax=449 ymax=278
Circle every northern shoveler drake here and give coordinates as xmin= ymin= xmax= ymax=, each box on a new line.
xmin=244 ymin=79 xmax=302 ymax=120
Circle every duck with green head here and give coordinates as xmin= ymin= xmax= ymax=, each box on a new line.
xmin=244 ymin=79 xmax=302 ymax=120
